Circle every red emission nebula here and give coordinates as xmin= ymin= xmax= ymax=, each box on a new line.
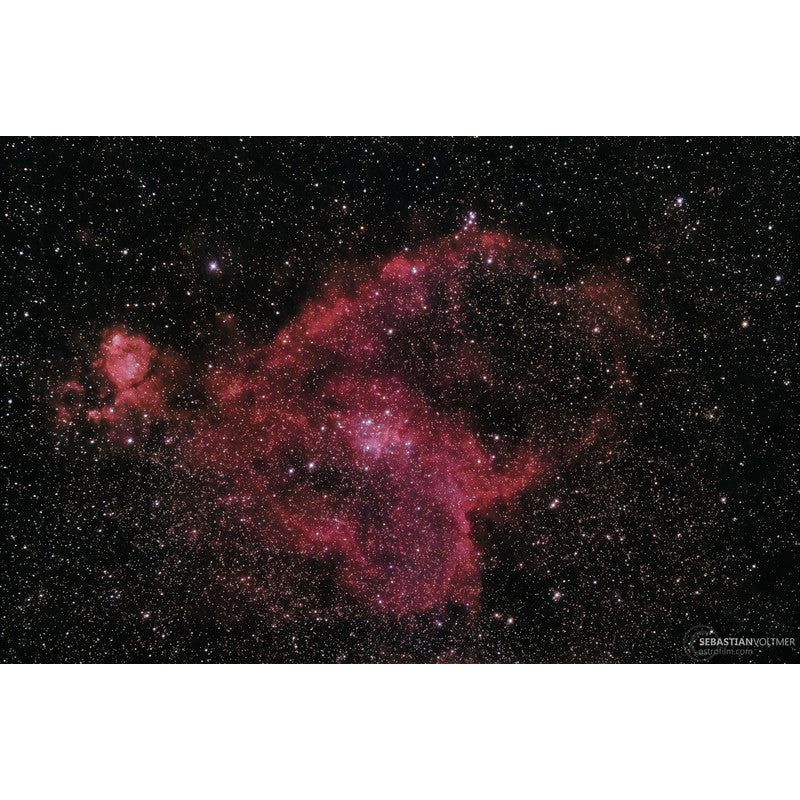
xmin=58 ymin=231 xmax=642 ymax=617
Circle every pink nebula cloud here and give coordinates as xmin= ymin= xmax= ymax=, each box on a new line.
xmin=59 ymin=231 xmax=640 ymax=616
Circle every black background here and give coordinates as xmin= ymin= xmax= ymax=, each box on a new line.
xmin=2 ymin=137 xmax=797 ymax=662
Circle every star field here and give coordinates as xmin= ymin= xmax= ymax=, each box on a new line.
xmin=2 ymin=137 xmax=797 ymax=662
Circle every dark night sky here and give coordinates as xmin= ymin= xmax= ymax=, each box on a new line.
xmin=2 ymin=137 xmax=797 ymax=662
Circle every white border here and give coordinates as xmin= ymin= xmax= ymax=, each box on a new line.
xmin=2 ymin=1 xmax=798 ymax=134
xmin=2 ymin=4 xmax=797 ymax=796
xmin=0 ymin=666 xmax=796 ymax=798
